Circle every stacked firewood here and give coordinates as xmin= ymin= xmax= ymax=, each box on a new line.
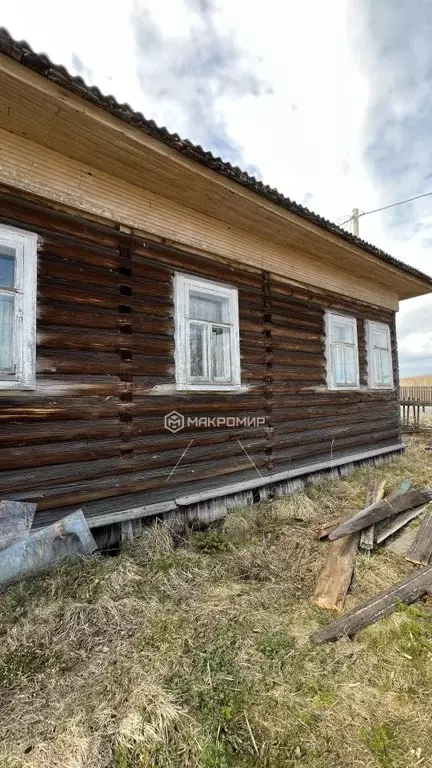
xmin=310 ymin=481 xmax=432 ymax=644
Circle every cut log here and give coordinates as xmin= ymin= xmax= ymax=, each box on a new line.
xmin=328 ymin=488 xmax=432 ymax=541
xmin=406 ymin=506 xmax=432 ymax=565
xmin=359 ymin=479 xmax=386 ymax=552
xmin=385 ymin=526 xmax=418 ymax=556
xmin=0 ymin=501 xmax=37 ymax=550
xmin=375 ymin=504 xmax=427 ymax=544
xmin=311 ymin=565 xmax=432 ymax=644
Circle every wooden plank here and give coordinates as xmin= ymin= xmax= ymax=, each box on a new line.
xmin=375 ymin=504 xmax=427 ymax=545
xmin=311 ymin=532 xmax=359 ymax=611
xmin=406 ymin=506 xmax=432 ymax=565
xmin=0 ymin=501 xmax=37 ymax=549
xmin=385 ymin=526 xmax=418 ymax=556
xmin=312 ymin=478 xmax=386 ymax=611
xmin=88 ymin=500 xmax=177 ymax=528
xmin=328 ymin=488 xmax=432 ymax=541
xmin=359 ymin=479 xmax=386 ymax=552
xmin=374 ymin=479 xmax=413 ymax=533
xmin=311 ymin=565 xmax=432 ymax=644
xmin=0 ymin=126 xmax=400 ymax=309
xmin=175 ymin=443 xmax=405 ymax=506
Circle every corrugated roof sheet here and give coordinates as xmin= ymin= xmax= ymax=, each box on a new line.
xmin=0 ymin=26 xmax=430 ymax=287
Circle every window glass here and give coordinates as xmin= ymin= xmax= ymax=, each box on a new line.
xmin=175 ymin=274 xmax=240 ymax=389
xmin=0 ymin=246 xmax=15 ymax=288
xmin=367 ymin=321 xmax=393 ymax=388
xmin=0 ymin=293 xmax=14 ymax=371
xmin=326 ymin=312 xmax=359 ymax=388
xmin=212 ymin=326 xmax=231 ymax=380
xmin=189 ymin=322 xmax=207 ymax=378
xmin=333 ymin=320 xmax=354 ymax=344
xmin=189 ymin=290 xmax=229 ymax=323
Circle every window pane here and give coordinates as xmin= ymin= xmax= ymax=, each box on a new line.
xmin=372 ymin=330 xmax=388 ymax=350
xmin=344 ymin=345 xmax=357 ymax=384
xmin=0 ymin=292 xmax=14 ymax=372
xmin=332 ymin=344 xmax=345 ymax=384
xmin=189 ymin=290 xmax=229 ymax=323
xmin=212 ymin=326 xmax=231 ymax=380
xmin=189 ymin=322 xmax=206 ymax=378
xmin=380 ymin=350 xmax=392 ymax=385
xmin=0 ymin=245 xmax=15 ymax=288
xmin=332 ymin=320 xmax=354 ymax=344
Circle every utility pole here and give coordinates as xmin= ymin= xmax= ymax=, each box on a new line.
xmin=352 ymin=208 xmax=359 ymax=236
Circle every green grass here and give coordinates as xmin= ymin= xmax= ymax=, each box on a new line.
xmin=0 ymin=436 xmax=431 ymax=767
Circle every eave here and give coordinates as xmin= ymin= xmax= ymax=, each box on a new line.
xmin=0 ymin=49 xmax=430 ymax=303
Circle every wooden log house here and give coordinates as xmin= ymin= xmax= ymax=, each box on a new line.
xmin=0 ymin=29 xmax=431 ymax=541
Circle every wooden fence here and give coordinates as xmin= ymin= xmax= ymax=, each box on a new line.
xmin=399 ymin=386 xmax=432 ymax=430
xmin=400 ymin=385 xmax=432 ymax=403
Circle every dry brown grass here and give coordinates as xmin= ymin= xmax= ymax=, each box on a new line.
xmin=0 ymin=436 xmax=431 ymax=767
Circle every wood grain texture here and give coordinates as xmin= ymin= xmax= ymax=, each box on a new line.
xmin=0 ymin=191 xmax=403 ymax=527
xmin=375 ymin=504 xmax=427 ymax=545
xmin=0 ymin=127 xmax=399 ymax=308
xmin=311 ymin=565 xmax=432 ymax=644
xmin=311 ymin=532 xmax=360 ymax=611
xmin=359 ymin=478 xmax=386 ymax=551
xmin=406 ymin=506 xmax=432 ymax=564
xmin=385 ymin=526 xmax=418 ymax=556
xmin=0 ymin=53 xmax=428 ymax=301
xmin=328 ymin=489 xmax=432 ymax=541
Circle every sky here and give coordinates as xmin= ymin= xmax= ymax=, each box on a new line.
xmin=1 ymin=0 xmax=431 ymax=376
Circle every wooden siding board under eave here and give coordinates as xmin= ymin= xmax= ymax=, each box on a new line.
xmin=0 ymin=56 xmax=427 ymax=301
xmin=0 ymin=126 xmax=399 ymax=309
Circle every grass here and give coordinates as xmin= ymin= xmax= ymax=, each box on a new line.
xmin=0 ymin=436 xmax=432 ymax=767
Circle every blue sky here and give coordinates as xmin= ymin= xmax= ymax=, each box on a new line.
xmin=1 ymin=0 xmax=431 ymax=375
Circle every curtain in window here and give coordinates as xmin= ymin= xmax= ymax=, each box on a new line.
xmin=0 ymin=293 xmax=14 ymax=372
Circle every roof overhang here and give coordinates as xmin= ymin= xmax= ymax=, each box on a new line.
xmin=0 ymin=47 xmax=430 ymax=303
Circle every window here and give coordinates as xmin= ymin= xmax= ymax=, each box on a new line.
xmin=174 ymin=273 xmax=240 ymax=390
xmin=0 ymin=224 xmax=37 ymax=390
xmin=325 ymin=312 xmax=359 ymax=389
xmin=366 ymin=321 xmax=393 ymax=388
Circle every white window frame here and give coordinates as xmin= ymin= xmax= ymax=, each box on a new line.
xmin=325 ymin=311 xmax=360 ymax=390
xmin=0 ymin=224 xmax=37 ymax=390
xmin=366 ymin=320 xmax=394 ymax=389
xmin=174 ymin=273 xmax=241 ymax=391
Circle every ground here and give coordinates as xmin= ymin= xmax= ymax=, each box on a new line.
xmin=0 ymin=437 xmax=431 ymax=768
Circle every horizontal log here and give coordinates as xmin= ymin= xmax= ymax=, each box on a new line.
xmin=311 ymin=565 xmax=432 ymax=644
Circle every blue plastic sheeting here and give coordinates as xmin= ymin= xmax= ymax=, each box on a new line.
xmin=0 ymin=509 xmax=97 ymax=586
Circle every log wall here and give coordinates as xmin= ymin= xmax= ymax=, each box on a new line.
xmin=0 ymin=192 xmax=401 ymax=528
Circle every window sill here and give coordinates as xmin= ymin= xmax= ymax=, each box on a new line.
xmin=326 ymin=385 xmax=361 ymax=391
xmin=175 ymin=383 xmax=245 ymax=393
xmin=0 ymin=381 xmax=36 ymax=391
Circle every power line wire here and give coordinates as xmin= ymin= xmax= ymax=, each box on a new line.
xmin=339 ymin=190 xmax=432 ymax=229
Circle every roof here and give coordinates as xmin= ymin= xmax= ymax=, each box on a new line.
xmin=0 ymin=26 xmax=431 ymax=289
